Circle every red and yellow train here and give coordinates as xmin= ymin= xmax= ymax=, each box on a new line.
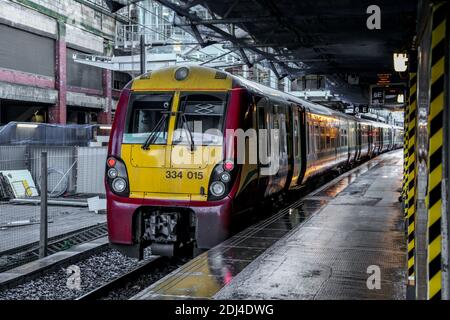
xmin=106 ymin=65 xmax=403 ymax=258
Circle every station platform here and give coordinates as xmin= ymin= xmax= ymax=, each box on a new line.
xmin=132 ymin=150 xmax=406 ymax=300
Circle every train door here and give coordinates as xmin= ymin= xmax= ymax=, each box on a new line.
xmin=127 ymin=92 xmax=175 ymax=170
xmin=356 ymin=123 xmax=361 ymax=160
xmin=255 ymin=96 xmax=271 ymax=199
xmin=256 ymin=97 xmax=285 ymax=198
xmin=368 ymin=125 xmax=374 ymax=157
xmin=270 ymin=103 xmax=289 ymax=194
xmin=381 ymin=127 xmax=384 ymax=153
xmin=390 ymin=127 xmax=394 ymax=150
xmin=348 ymin=121 xmax=357 ymax=163
xmin=379 ymin=127 xmax=383 ymax=153
xmin=289 ymin=105 xmax=302 ymax=187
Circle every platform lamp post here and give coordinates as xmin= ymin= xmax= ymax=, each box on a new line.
xmin=140 ymin=33 xmax=146 ymax=75
xmin=39 ymin=152 xmax=48 ymax=258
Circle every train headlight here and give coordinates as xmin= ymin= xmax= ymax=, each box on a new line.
xmin=210 ymin=181 xmax=226 ymax=197
xmin=106 ymin=156 xmax=129 ymax=197
xmin=108 ymin=168 xmax=118 ymax=179
xmin=175 ymin=67 xmax=190 ymax=81
xmin=220 ymin=172 xmax=231 ymax=183
xmin=112 ymin=178 xmax=127 ymax=193
xmin=208 ymin=162 xmax=237 ymax=201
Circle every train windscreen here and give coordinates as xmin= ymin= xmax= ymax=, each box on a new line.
xmin=123 ymin=93 xmax=174 ymax=144
xmin=172 ymin=92 xmax=227 ymax=146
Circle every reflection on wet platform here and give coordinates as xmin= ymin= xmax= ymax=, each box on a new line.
xmin=215 ymin=150 xmax=405 ymax=300
xmin=132 ymin=152 xmax=402 ymax=300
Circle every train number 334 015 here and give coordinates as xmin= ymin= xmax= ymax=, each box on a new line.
xmin=165 ymin=171 xmax=204 ymax=180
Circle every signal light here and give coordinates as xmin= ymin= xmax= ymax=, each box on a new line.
xmin=220 ymin=172 xmax=232 ymax=183
xmin=106 ymin=157 xmax=129 ymax=197
xmin=108 ymin=168 xmax=118 ymax=179
xmin=107 ymin=158 xmax=117 ymax=168
xmin=223 ymin=161 xmax=234 ymax=172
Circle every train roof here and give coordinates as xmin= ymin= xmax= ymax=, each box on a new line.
xmin=133 ymin=65 xmax=396 ymax=128
xmin=232 ymin=70 xmax=366 ymax=122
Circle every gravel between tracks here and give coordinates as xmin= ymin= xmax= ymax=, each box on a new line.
xmin=0 ymin=248 xmax=186 ymax=300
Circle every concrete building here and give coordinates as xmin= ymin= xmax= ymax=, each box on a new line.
xmin=0 ymin=0 xmax=129 ymax=125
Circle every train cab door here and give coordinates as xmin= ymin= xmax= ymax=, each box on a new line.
xmin=255 ymin=97 xmax=272 ymax=199
xmin=255 ymin=97 xmax=287 ymax=198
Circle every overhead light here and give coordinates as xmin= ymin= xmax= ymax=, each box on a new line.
xmin=17 ymin=123 xmax=38 ymax=129
xmin=393 ymin=53 xmax=408 ymax=72
xmin=99 ymin=126 xmax=112 ymax=130
xmin=173 ymin=43 xmax=182 ymax=52
xmin=397 ymin=94 xmax=405 ymax=103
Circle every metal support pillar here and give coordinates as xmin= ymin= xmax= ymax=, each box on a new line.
xmin=406 ymin=72 xmax=418 ymax=284
xmin=39 ymin=152 xmax=48 ymax=258
xmin=98 ymin=69 xmax=113 ymax=124
xmin=440 ymin=1 xmax=450 ymax=300
xmin=140 ymin=34 xmax=146 ymax=75
xmin=49 ymin=21 xmax=67 ymax=124
xmin=426 ymin=1 xmax=447 ymax=300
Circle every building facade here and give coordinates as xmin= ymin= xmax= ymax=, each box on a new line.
xmin=0 ymin=0 xmax=126 ymax=125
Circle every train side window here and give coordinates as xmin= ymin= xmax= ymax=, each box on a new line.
xmin=320 ymin=125 xmax=326 ymax=150
xmin=325 ymin=126 xmax=330 ymax=149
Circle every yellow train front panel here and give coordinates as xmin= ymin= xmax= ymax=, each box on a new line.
xmin=122 ymin=144 xmax=222 ymax=201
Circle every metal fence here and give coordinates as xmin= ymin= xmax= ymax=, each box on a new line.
xmin=0 ymin=146 xmax=108 ymax=272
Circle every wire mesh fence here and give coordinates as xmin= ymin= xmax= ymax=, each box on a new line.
xmin=0 ymin=146 xmax=108 ymax=272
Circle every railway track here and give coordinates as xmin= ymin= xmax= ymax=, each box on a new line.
xmin=0 ymin=223 xmax=108 ymax=273
xmin=76 ymin=256 xmax=166 ymax=300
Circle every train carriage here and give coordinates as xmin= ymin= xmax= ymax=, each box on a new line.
xmin=106 ymin=65 xmax=402 ymax=258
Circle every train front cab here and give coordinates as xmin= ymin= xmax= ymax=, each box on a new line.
xmin=106 ymin=67 xmax=248 ymax=258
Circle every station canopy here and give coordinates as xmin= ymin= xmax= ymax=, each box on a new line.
xmin=105 ymin=1 xmax=417 ymax=107
xmin=149 ymin=0 xmax=416 ymax=102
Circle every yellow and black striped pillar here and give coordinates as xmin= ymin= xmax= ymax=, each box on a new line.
xmin=426 ymin=1 xmax=446 ymax=300
xmin=406 ymin=72 xmax=417 ymax=280
xmin=403 ymin=96 xmax=410 ymax=214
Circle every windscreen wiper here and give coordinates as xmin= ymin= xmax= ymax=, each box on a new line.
xmin=141 ymin=112 xmax=169 ymax=150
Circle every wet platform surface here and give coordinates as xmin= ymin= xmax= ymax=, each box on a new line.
xmin=132 ymin=150 xmax=406 ymax=300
